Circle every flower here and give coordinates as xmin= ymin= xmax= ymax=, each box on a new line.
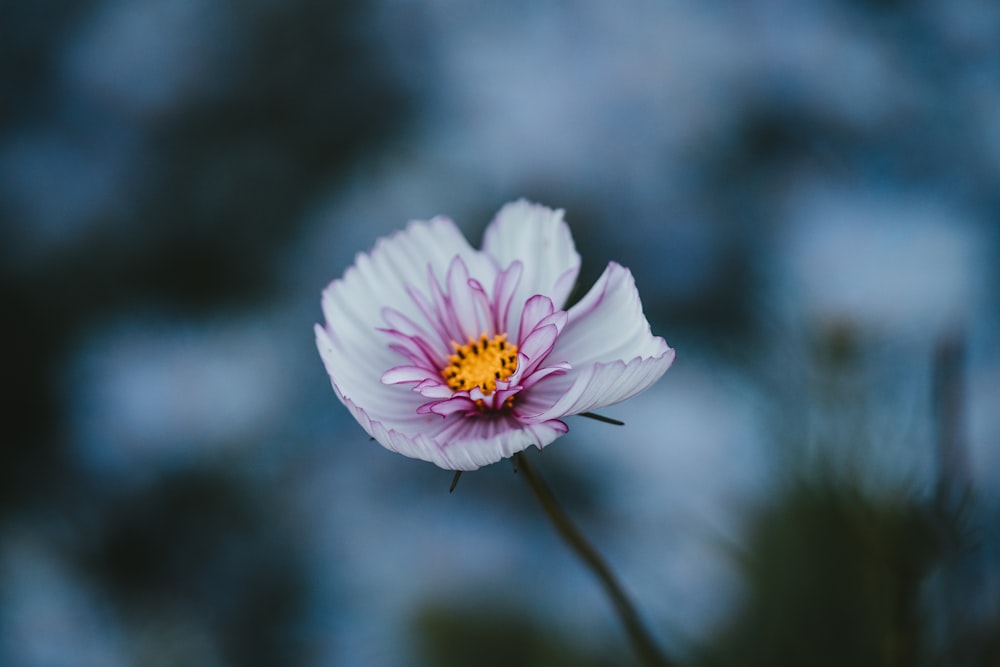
xmin=315 ymin=200 xmax=675 ymax=470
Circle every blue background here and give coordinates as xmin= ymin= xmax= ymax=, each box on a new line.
xmin=2 ymin=1 xmax=999 ymax=665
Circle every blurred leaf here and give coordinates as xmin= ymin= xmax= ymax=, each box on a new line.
xmin=413 ymin=600 xmax=625 ymax=667
xmin=697 ymin=478 xmax=939 ymax=667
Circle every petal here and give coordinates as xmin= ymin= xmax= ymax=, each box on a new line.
xmin=381 ymin=306 xmax=437 ymax=349
xmin=315 ymin=323 xmax=429 ymax=428
xmin=517 ymin=324 xmax=561 ymax=376
xmin=432 ymin=414 xmax=569 ymax=470
xmin=340 ymin=390 xmax=568 ymax=471
xmin=517 ymin=294 xmax=556 ymax=345
xmin=445 ymin=256 xmax=493 ymax=341
xmin=317 ymin=295 xmax=407 ymax=417
xmin=317 ymin=218 xmax=494 ymax=430
xmin=551 ymin=262 xmax=668 ymax=365
xmin=333 ymin=390 xmax=453 ymax=464
xmin=418 ymin=395 xmax=477 ymax=417
xmin=406 ymin=284 xmax=451 ymax=350
xmin=517 ymin=353 xmax=674 ymax=423
xmin=328 ymin=217 xmax=472 ymax=330
xmin=512 ymin=294 xmax=568 ymax=377
xmin=325 ymin=216 xmax=499 ymax=354
xmin=381 ymin=365 xmax=441 ymax=386
xmin=517 ymin=262 xmax=675 ymax=421
xmin=414 ymin=379 xmax=453 ymax=398
xmin=319 ymin=218 xmax=468 ymax=379
xmin=491 ymin=261 xmax=523 ymax=334
xmin=427 ymin=263 xmax=464 ymax=344
xmin=380 ymin=325 xmax=445 ymax=369
xmin=482 ymin=200 xmax=581 ymax=330
xmin=518 ymin=361 xmax=570 ymax=391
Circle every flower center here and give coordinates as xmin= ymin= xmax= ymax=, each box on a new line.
xmin=442 ymin=333 xmax=518 ymax=395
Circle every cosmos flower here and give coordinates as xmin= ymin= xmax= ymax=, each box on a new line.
xmin=315 ymin=200 xmax=675 ymax=470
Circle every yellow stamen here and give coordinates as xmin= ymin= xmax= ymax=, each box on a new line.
xmin=442 ymin=333 xmax=518 ymax=395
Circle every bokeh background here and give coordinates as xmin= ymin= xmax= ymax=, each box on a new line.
xmin=3 ymin=0 xmax=999 ymax=665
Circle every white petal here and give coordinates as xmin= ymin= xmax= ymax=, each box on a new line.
xmin=431 ymin=415 xmax=569 ymax=470
xmin=414 ymin=379 xmax=453 ymax=399
xmin=518 ymin=262 xmax=675 ymax=421
xmin=317 ymin=218 xmax=493 ymax=431
xmin=551 ymin=262 xmax=668 ymax=365
xmin=335 ymin=390 xmax=452 ymax=463
xmin=517 ymin=324 xmax=562 ymax=376
xmin=319 ymin=219 xmax=467 ymax=374
xmin=340 ymin=389 xmax=568 ymax=470
xmin=517 ymin=361 xmax=570 ymax=391
xmin=318 ymin=290 xmax=397 ymax=397
xmin=419 ymin=395 xmax=477 ymax=417
xmin=516 ymin=294 xmax=556 ymax=344
xmin=491 ymin=261 xmax=523 ymax=333
xmin=518 ymin=353 xmax=674 ymax=423
xmin=482 ymin=200 xmax=581 ymax=331
xmin=316 ymin=324 xmax=428 ymax=426
xmin=340 ymin=216 xmax=491 ymax=328
xmin=445 ymin=256 xmax=492 ymax=341
xmin=381 ymin=365 xmax=440 ymax=385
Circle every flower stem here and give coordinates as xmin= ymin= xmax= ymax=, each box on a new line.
xmin=513 ymin=451 xmax=676 ymax=667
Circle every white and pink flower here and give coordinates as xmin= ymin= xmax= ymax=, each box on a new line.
xmin=315 ymin=200 xmax=675 ymax=470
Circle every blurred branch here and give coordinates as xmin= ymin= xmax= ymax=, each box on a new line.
xmin=513 ymin=451 xmax=676 ymax=667
xmin=579 ymin=412 xmax=626 ymax=426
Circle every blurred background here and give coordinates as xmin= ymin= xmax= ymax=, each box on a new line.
xmin=2 ymin=0 xmax=999 ymax=665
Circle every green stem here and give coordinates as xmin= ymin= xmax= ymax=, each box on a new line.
xmin=513 ymin=451 xmax=676 ymax=667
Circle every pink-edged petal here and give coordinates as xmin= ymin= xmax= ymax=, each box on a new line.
xmin=330 ymin=217 xmax=471 ymax=328
xmin=446 ymin=256 xmax=477 ymax=341
xmin=466 ymin=277 xmax=496 ymax=335
xmin=517 ymin=324 xmax=561 ymax=376
xmin=491 ymin=383 xmax=522 ymax=406
xmin=414 ymin=379 xmax=453 ymax=398
xmin=518 ymin=361 xmax=571 ymax=390
xmin=319 ymin=217 xmax=484 ymax=412
xmin=322 ymin=216 xmax=500 ymax=368
xmin=513 ymin=261 xmax=675 ymax=421
xmin=491 ymin=261 xmax=523 ymax=333
xmin=517 ymin=351 xmax=675 ymax=423
xmin=381 ymin=365 xmax=441 ymax=386
xmin=517 ymin=294 xmax=557 ymax=344
xmin=320 ymin=279 xmax=399 ymax=380
xmin=381 ymin=327 xmax=444 ymax=369
xmin=333 ymin=391 xmax=455 ymax=466
xmin=482 ymin=200 xmax=581 ymax=328
xmin=444 ymin=256 xmax=493 ymax=340
xmin=418 ymin=395 xmax=477 ymax=417
xmin=432 ymin=414 xmax=569 ymax=470
xmin=426 ymin=263 xmax=463 ymax=343
xmin=381 ymin=307 xmax=438 ymax=348
xmin=315 ymin=324 xmax=429 ymax=427
xmin=406 ymin=283 xmax=451 ymax=350
xmin=339 ymin=389 xmax=568 ymax=470
xmin=551 ymin=262 xmax=669 ymax=365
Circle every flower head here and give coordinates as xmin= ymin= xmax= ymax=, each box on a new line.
xmin=315 ymin=200 xmax=675 ymax=470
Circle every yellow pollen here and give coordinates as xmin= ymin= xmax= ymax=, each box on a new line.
xmin=442 ymin=333 xmax=518 ymax=395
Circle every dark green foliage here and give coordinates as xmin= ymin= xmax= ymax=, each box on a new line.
xmin=83 ymin=470 xmax=309 ymax=667
xmin=697 ymin=480 xmax=939 ymax=667
xmin=413 ymin=601 xmax=626 ymax=667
